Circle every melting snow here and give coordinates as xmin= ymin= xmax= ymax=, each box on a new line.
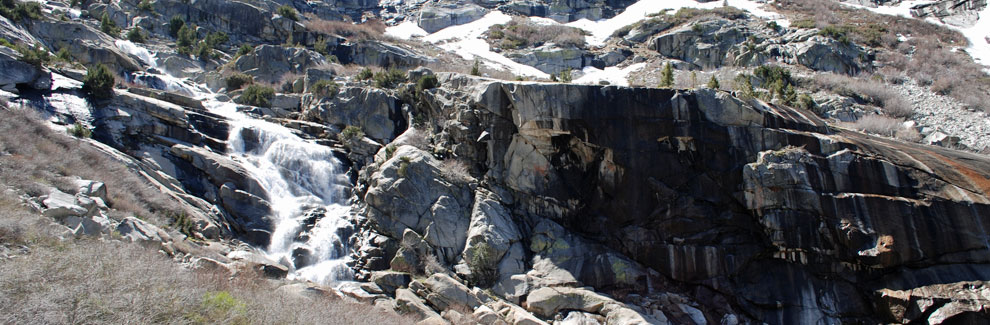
xmin=384 ymin=20 xmax=427 ymax=39
xmin=388 ymin=0 xmax=792 ymax=82
xmin=421 ymin=11 xmax=550 ymax=78
xmin=574 ymin=63 xmax=647 ymax=86
xmin=567 ymin=0 xmax=789 ymax=46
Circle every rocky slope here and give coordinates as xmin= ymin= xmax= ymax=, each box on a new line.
xmin=2 ymin=0 xmax=990 ymax=324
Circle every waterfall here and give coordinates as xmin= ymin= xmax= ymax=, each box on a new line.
xmin=223 ymin=116 xmax=355 ymax=284
xmin=113 ymin=40 xmax=357 ymax=285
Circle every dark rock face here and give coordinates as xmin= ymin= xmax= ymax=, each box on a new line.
xmin=413 ymin=75 xmax=990 ymax=323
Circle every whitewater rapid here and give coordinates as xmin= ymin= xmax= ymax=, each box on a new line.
xmin=115 ymin=41 xmax=356 ymax=285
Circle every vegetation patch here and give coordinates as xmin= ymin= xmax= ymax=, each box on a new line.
xmin=225 ymin=72 xmax=253 ymax=91
xmin=83 ymin=64 xmax=116 ymax=100
xmin=235 ymin=84 xmax=275 ymax=107
xmin=487 ymin=17 xmax=586 ymax=49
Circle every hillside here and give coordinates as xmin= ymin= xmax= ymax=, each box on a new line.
xmin=1 ymin=0 xmax=990 ymax=324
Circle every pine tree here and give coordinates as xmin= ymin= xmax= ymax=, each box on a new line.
xmin=690 ymin=71 xmax=697 ymax=88
xmin=659 ymin=62 xmax=674 ymax=88
xmin=707 ymin=75 xmax=720 ymax=89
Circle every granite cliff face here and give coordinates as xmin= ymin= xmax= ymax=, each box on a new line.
xmin=337 ymin=74 xmax=990 ymax=323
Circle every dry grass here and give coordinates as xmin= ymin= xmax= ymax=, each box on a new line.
xmin=808 ymin=73 xmax=913 ymax=118
xmin=775 ymin=0 xmax=990 ymax=111
xmin=303 ymin=13 xmax=386 ymax=42
xmin=0 ymin=108 xmax=183 ymax=224
xmin=848 ymin=114 xmax=903 ymax=137
xmin=487 ymin=17 xmax=587 ymax=50
xmin=0 ymin=237 xmax=414 ymax=324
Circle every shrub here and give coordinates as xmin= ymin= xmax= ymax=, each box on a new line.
xmin=0 ymin=1 xmax=42 ymax=22
xmin=205 ymin=32 xmax=228 ymax=48
xmin=818 ymin=25 xmax=850 ymax=45
xmin=235 ymin=84 xmax=275 ymax=107
xmin=850 ymin=114 xmax=902 ymax=136
xmin=356 ymin=67 xmax=373 ymax=80
xmin=753 ymin=65 xmax=792 ymax=88
xmin=0 ymin=38 xmax=12 ymax=48
xmin=397 ymin=156 xmax=411 ymax=178
xmin=372 ymin=68 xmax=406 ymax=88
xmin=466 ymin=241 xmax=498 ymax=287
xmin=137 ymin=0 xmax=153 ymax=11
xmin=707 ymin=75 xmax=720 ymax=89
xmin=384 ymin=144 xmax=397 ymax=160
xmin=16 ymin=42 xmax=50 ymax=67
xmin=340 ymin=125 xmax=364 ymax=142
xmin=100 ymin=12 xmax=120 ymax=37
xmin=67 ymin=122 xmax=91 ymax=138
xmin=225 ymin=72 xmax=253 ymax=90
xmin=558 ymin=68 xmax=572 ymax=83
xmin=277 ymin=5 xmax=297 ymax=21
xmin=310 ymin=79 xmax=339 ymax=98
xmin=416 ymin=74 xmax=439 ymax=92
xmin=314 ymin=36 xmax=329 ymax=56
xmin=659 ymin=62 xmax=674 ymax=88
xmin=126 ymin=28 xmax=145 ymax=43
xmin=194 ymin=41 xmax=213 ymax=61
xmin=797 ymin=93 xmax=816 ymax=110
xmin=82 ymin=64 xmax=115 ymax=99
xmin=470 ymin=60 xmax=480 ymax=76
xmin=236 ymin=44 xmax=253 ymax=57
xmin=168 ymin=15 xmax=184 ymax=38
xmin=176 ymin=24 xmax=197 ymax=54
xmin=486 ymin=17 xmax=586 ymax=49
xmin=302 ymin=15 xmax=385 ymax=41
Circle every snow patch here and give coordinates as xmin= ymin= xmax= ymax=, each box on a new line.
xmin=421 ymin=11 xmax=550 ymax=78
xmin=574 ymin=63 xmax=647 ymax=87
xmin=384 ymin=20 xmax=428 ymax=39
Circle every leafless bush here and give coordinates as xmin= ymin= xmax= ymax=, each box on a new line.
xmin=849 ymin=114 xmax=903 ymax=137
xmin=809 ymin=73 xmax=914 ymax=118
xmin=488 ymin=17 xmax=587 ymax=49
xmin=303 ymin=14 xmax=386 ymax=41
xmin=0 ymin=108 xmax=182 ymax=224
xmin=440 ymin=159 xmax=472 ymax=182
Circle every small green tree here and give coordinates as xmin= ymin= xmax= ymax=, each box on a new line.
xmin=558 ymin=68 xmax=572 ymax=83
xmin=137 ymin=0 xmax=153 ymax=11
xmin=416 ymin=74 xmax=439 ymax=92
xmin=126 ymin=28 xmax=145 ymax=43
xmin=235 ymin=84 xmax=275 ymax=107
xmin=237 ymin=44 xmax=253 ymax=57
xmin=314 ymin=36 xmax=329 ymax=55
xmin=470 ymin=60 xmax=480 ymax=76
xmin=168 ymin=15 xmax=184 ymax=37
xmin=100 ymin=12 xmax=120 ymax=37
xmin=357 ymin=67 xmax=373 ymax=80
xmin=310 ymin=80 xmax=339 ymax=98
xmin=659 ymin=62 xmax=674 ymax=88
xmin=225 ymin=72 xmax=253 ymax=90
xmin=690 ymin=71 xmax=698 ymax=88
xmin=707 ymin=75 xmax=720 ymax=89
xmin=83 ymin=64 xmax=115 ymax=99
xmin=176 ymin=24 xmax=197 ymax=54
xmin=783 ymin=84 xmax=797 ymax=105
xmin=276 ymin=5 xmax=297 ymax=21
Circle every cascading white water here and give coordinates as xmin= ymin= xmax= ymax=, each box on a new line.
xmin=223 ymin=114 xmax=355 ymax=284
xmin=114 ymin=41 xmax=357 ymax=285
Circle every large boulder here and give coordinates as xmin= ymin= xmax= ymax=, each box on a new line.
xmin=307 ymin=86 xmax=401 ymax=143
xmin=649 ymin=19 xmax=750 ymax=69
xmin=116 ymin=216 xmax=172 ymax=244
xmin=506 ymin=45 xmax=595 ymax=75
xmin=27 ymin=21 xmax=141 ymax=72
xmin=418 ymin=4 xmax=487 ymax=33
xmin=364 ymin=145 xmax=475 ymax=263
xmin=233 ymin=45 xmax=327 ymax=84
xmin=341 ymin=40 xmax=434 ymax=68
xmin=0 ymin=46 xmax=51 ymax=91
